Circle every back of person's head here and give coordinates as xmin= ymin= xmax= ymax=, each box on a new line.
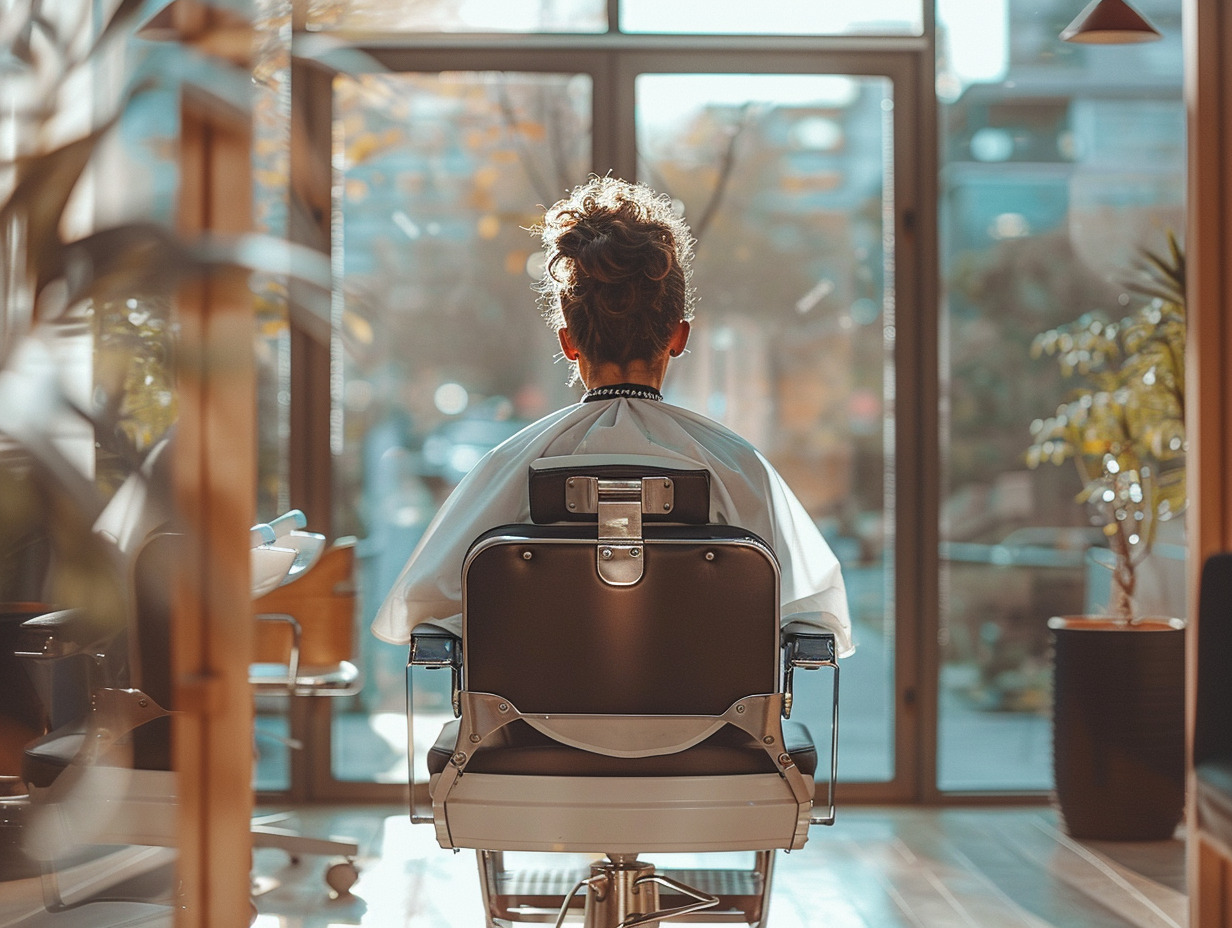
xmin=537 ymin=176 xmax=695 ymax=370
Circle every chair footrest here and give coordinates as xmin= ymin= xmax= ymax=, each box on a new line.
xmin=659 ymin=868 xmax=763 ymax=898
xmin=493 ymin=866 xmax=765 ymax=920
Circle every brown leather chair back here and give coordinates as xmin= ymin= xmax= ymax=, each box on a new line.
xmin=462 ymin=524 xmax=779 ymax=716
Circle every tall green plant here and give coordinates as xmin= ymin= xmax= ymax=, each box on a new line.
xmin=1026 ymin=233 xmax=1186 ymax=620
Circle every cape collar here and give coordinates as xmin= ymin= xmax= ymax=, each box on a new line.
xmin=581 ymin=382 xmax=663 ymax=403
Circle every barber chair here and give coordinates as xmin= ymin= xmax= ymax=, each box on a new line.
xmin=250 ymin=510 xmax=362 ymax=895
xmin=17 ymin=539 xmax=180 ymax=911
xmin=17 ymin=485 xmax=358 ymax=911
xmin=407 ymin=454 xmax=840 ymax=928
xmin=14 ymin=446 xmax=180 ymax=913
xmin=1195 ymin=553 xmax=1232 ymax=866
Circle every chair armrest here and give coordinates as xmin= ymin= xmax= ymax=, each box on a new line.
xmin=780 ymin=624 xmax=839 ymax=827
xmin=780 ymin=625 xmax=837 ymax=718
xmin=782 ymin=622 xmax=838 ymax=668
xmin=410 ymin=626 xmax=461 ymax=669
xmin=15 ymin=608 xmax=97 ymax=659
xmin=407 ymin=627 xmax=463 ymax=824
xmin=253 ymin=613 xmax=302 ymax=690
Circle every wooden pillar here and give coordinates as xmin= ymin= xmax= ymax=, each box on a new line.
xmin=287 ymin=58 xmax=335 ymax=535
xmin=164 ymin=5 xmax=256 ymax=927
xmin=1186 ymin=0 xmax=1232 ymax=923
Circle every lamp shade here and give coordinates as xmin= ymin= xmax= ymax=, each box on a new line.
xmin=1060 ymin=0 xmax=1162 ymax=43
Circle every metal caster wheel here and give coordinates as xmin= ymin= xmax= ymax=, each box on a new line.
xmin=326 ymin=858 xmax=359 ymax=895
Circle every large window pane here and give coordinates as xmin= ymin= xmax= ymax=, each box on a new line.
xmin=937 ymin=0 xmax=1185 ymax=791
xmin=622 ymin=0 xmax=922 ymax=36
xmin=637 ymin=73 xmax=896 ymax=782
xmin=331 ymin=71 xmax=592 ymax=783
xmin=305 ymin=0 xmax=607 ymax=33
xmin=250 ymin=3 xmax=298 ymax=793
xmin=254 ymin=1 xmax=293 ymax=526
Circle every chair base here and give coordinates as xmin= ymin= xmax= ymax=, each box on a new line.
xmin=477 ymin=850 xmax=775 ymax=928
xmin=251 ymin=813 xmax=361 ymax=895
xmin=573 ymin=856 xmax=722 ymax=928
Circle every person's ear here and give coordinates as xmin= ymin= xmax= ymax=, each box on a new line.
xmin=558 ymin=327 xmax=579 ymax=361
xmin=667 ymin=320 xmax=690 ymax=358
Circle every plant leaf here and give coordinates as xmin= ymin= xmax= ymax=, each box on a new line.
xmin=55 ymin=226 xmax=339 ymax=343
xmin=0 ymin=117 xmax=121 ymax=303
xmin=84 ymin=0 xmax=146 ymax=61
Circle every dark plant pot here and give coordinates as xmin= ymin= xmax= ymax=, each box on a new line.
xmin=1050 ymin=615 xmax=1186 ymax=841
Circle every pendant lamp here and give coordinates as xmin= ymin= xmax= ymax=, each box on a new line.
xmin=1060 ymin=0 xmax=1162 ymax=43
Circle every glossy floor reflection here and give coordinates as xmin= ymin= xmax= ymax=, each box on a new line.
xmin=251 ymin=805 xmax=1186 ymax=928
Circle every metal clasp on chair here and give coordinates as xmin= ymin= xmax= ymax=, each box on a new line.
xmin=594 ymin=478 xmax=649 ymax=586
xmin=564 ymin=476 xmax=674 ymax=517
xmin=563 ymin=474 xmax=675 ymax=587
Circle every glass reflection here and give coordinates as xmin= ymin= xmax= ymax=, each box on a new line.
xmin=0 ymin=317 xmax=179 ymax=910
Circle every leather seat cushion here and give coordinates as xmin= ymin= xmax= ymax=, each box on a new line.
xmin=22 ymin=716 xmax=172 ymax=790
xmin=22 ymin=721 xmax=86 ymax=789
xmin=428 ymin=717 xmax=817 ymax=778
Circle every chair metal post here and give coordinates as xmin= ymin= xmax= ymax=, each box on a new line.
xmin=405 ymin=658 xmax=429 ymax=824
xmin=811 ymin=659 xmax=840 ymax=826
xmin=255 ymin=613 xmax=302 ymax=692
xmin=551 ymin=856 xmax=719 ymax=928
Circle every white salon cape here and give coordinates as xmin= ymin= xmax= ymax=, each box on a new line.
xmin=371 ymin=397 xmax=854 ymax=658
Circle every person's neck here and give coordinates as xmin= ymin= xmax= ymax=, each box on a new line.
xmin=578 ymin=357 xmax=668 ymax=391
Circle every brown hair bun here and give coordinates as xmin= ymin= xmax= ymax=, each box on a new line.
xmin=536 ymin=177 xmax=695 ymax=375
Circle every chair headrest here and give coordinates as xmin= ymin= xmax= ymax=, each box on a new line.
xmin=528 ymin=454 xmax=710 ymax=524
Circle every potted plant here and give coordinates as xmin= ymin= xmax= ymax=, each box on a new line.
xmin=1026 ymin=233 xmax=1186 ymax=840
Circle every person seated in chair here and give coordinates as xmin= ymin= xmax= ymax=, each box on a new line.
xmin=372 ymin=176 xmax=853 ymax=657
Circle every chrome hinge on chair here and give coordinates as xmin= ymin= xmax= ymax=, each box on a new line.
xmin=564 ymin=475 xmax=674 ymax=586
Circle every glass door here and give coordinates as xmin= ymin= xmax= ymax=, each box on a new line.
xmin=332 ymin=69 xmax=593 ymax=784
xmin=633 ymin=71 xmax=899 ymax=783
xmin=252 ymin=67 xmax=595 ymax=790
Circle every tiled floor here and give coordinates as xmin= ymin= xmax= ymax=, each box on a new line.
xmin=247 ymin=805 xmax=1187 ymax=928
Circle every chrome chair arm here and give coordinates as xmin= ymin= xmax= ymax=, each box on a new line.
xmin=408 ymin=627 xmax=462 ymax=824
xmin=15 ymin=608 xmax=98 ymax=660
xmin=254 ymin=612 xmax=302 ymax=691
xmin=781 ymin=624 xmax=839 ymax=826
xmin=410 ymin=626 xmax=462 ymax=670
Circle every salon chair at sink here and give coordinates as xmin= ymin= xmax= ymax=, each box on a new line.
xmin=249 ymin=510 xmax=362 ymax=895
xmin=14 ymin=442 xmax=180 ymax=913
